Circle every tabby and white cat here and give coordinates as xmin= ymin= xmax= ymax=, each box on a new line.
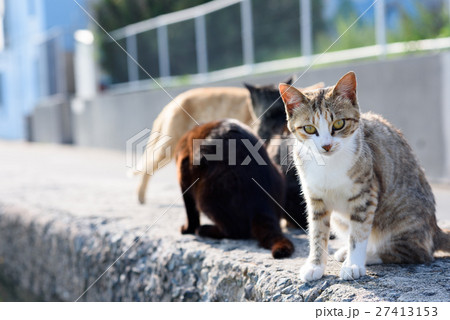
xmin=279 ymin=72 xmax=450 ymax=281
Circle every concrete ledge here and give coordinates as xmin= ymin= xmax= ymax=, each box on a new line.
xmin=0 ymin=141 xmax=449 ymax=301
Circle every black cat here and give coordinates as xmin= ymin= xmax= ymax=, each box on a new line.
xmin=245 ymin=79 xmax=292 ymax=143
xmin=175 ymin=119 xmax=294 ymax=259
xmin=244 ymin=80 xmax=323 ymax=230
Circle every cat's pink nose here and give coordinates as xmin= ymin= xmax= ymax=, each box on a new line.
xmin=322 ymin=144 xmax=332 ymax=152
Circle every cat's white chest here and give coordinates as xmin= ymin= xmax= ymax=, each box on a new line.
xmin=295 ymin=144 xmax=355 ymax=213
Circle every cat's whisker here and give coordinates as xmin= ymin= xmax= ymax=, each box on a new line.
xmin=279 ymin=148 xmax=295 ymax=166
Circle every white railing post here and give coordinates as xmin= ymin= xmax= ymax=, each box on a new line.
xmin=157 ymin=25 xmax=170 ymax=77
xmin=74 ymin=30 xmax=97 ymax=99
xmin=300 ymin=0 xmax=313 ymax=60
xmin=126 ymin=34 xmax=139 ymax=82
xmin=448 ymin=0 xmax=450 ymax=21
xmin=375 ymin=0 xmax=387 ymax=58
xmin=195 ymin=14 xmax=208 ymax=74
xmin=448 ymin=0 xmax=450 ymax=25
xmin=240 ymin=0 xmax=254 ymax=66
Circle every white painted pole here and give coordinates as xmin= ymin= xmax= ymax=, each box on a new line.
xmin=448 ymin=0 xmax=450 ymax=28
xmin=300 ymin=0 xmax=313 ymax=59
xmin=195 ymin=14 xmax=208 ymax=74
xmin=375 ymin=0 xmax=387 ymax=58
xmin=240 ymin=0 xmax=254 ymax=66
xmin=74 ymin=30 xmax=97 ymax=99
xmin=448 ymin=0 xmax=450 ymax=21
xmin=126 ymin=34 xmax=139 ymax=82
xmin=157 ymin=25 xmax=170 ymax=77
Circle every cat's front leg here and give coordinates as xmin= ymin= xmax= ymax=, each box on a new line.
xmin=180 ymin=190 xmax=200 ymax=234
xmin=340 ymin=184 xmax=378 ymax=280
xmin=300 ymin=198 xmax=331 ymax=282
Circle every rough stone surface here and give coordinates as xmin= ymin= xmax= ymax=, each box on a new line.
xmin=0 ymin=141 xmax=449 ymax=301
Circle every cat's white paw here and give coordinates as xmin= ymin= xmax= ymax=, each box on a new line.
xmin=340 ymin=263 xmax=366 ymax=280
xmin=300 ymin=262 xmax=325 ymax=282
xmin=334 ymin=247 xmax=347 ymax=262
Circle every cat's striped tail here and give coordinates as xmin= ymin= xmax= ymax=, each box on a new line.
xmin=435 ymin=228 xmax=450 ymax=252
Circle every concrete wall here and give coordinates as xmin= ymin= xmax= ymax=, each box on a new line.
xmin=31 ymin=95 xmax=73 ymax=144
xmin=71 ymin=90 xmax=175 ymax=150
xmin=441 ymin=52 xmax=450 ymax=180
xmin=71 ymin=52 xmax=450 ymax=181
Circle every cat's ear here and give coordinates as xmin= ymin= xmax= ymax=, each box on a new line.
xmin=243 ymin=82 xmax=256 ymax=92
xmin=333 ymin=71 xmax=357 ymax=105
xmin=282 ymin=75 xmax=295 ymax=86
xmin=279 ymin=83 xmax=307 ymax=117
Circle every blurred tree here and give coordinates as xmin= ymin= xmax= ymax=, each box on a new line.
xmin=93 ymin=0 xmax=212 ymax=84
xmin=337 ymin=0 xmax=357 ymax=20
xmin=94 ymin=0 xmax=212 ymax=32
xmin=252 ymin=0 xmax=300 ymax=63
xmin=313 ymin=0 xmax=375 ymax=53
xmin=206 ymin=3 xmax=243 ymax=71
xmin=388 ymin=1 xmax=450 ymax=42
xmin=311 ymin=0 xmax=328 ymax=53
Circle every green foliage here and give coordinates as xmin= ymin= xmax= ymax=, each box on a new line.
xmin=206 ymin=3 xmax=243 ymax=71
xmin=167 ymin=20 xmax=197 ymax=76
xmin=93 ymin=0 xmax=212 ymax=84
xmin=388 ymin=1 xmax=450 ymax=42
xmin=314 ymin=13 xmax=375 ymax=53
xmin=95 ymin=0 xmax=450 ymax=84
xmin=94 ymin=0 xmax=212 ymax=32
xmin=252 ymin=0 xmax=300 ymax=63
xmin=313 ymin=1 xmax=375 ymax=54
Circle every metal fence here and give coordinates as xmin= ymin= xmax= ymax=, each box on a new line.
xmin=106 ymin=0 xmax=450 ymax=88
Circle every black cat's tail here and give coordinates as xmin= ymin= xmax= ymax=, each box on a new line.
xmin=251 ymin=215 xmax=294 ymax=259
xmin=271 ymin=237 xmax=295 ymax=259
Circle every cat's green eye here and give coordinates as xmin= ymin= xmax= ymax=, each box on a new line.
xmin=304 ymin=125 xmax=317 ymax=135
xmin=333 ymin=119 xmax=345 ymax=130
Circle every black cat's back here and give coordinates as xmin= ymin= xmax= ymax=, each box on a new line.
xmin=175 ymin=119 xmax=294 ymax=258
xmin=245 ymin=83 xmax=308 ymax=229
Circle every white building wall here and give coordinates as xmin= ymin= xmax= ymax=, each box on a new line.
xmin=0 ymin=0 xmax=44 ymax=139
xmin=0 ymin=0 xmax=88 ymax=140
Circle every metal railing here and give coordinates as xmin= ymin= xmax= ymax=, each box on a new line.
xmin=105 ymin=0 xmax=450 ymax=89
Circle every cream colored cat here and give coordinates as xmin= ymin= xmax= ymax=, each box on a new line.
xmin=137 ymin=82 xmax=323 ymax=205
xmin=280 ymin=72 xmax=450 ymax=281
xmin=136 ymin=87 xmax=256 ymax=204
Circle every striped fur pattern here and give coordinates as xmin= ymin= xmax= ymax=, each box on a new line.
xmin=280 ymin=71 xmax=450 ymax=281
